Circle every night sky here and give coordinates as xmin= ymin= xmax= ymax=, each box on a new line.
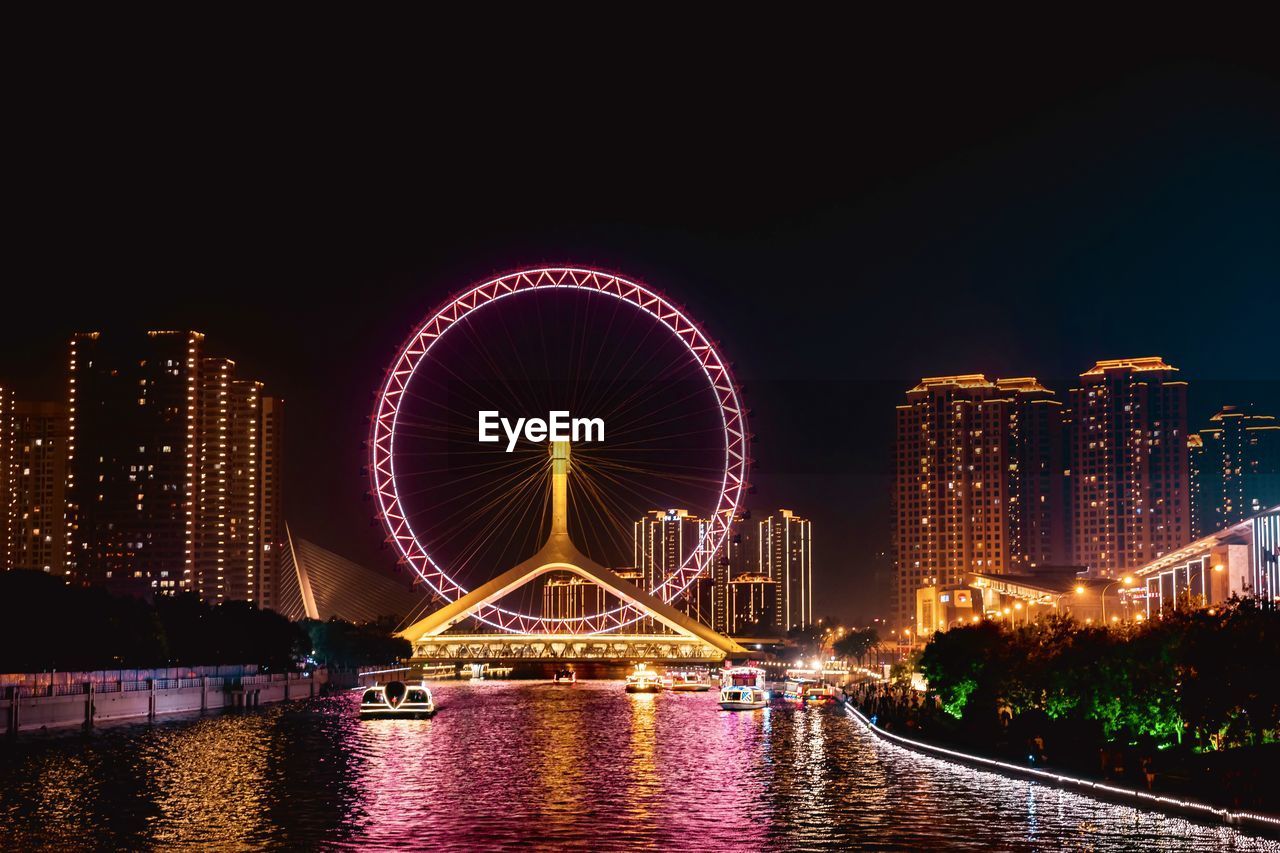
xmin=5 ymin=41 xmax=1278 ymax=623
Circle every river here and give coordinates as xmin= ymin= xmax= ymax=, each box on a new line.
xmin=0 ymin=681 xmax=1273 ymax=850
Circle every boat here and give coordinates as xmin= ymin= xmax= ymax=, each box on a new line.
xmin=718 ymin=684 xmax=770 ymax=711
xmin=718 ymin=665 xmax=770 ymax=709
xmin=720 ymin=665 xmax=768 ymax=690
xmin=669 ymin=671 xmax=712 ymax=692
xmin=553 ymin=668 xmax=577 ymax=684
xmin=625 ymin=663 xmax=664 ymax=693
xmin=802 ymin=683 xmax=839 ymax=705
xmin=360 ymin=680 xmax=436 ymax=719
xmin=782 ymin=678 xmax=814 ymax=702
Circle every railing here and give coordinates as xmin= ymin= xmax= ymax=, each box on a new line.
xmin=3 ymin=672 xmax=311 ymax=698
xmin=239 ymin=672 xmax=308 ymax=686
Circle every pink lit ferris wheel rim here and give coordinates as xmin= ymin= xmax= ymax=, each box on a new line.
xmin=369 ymin=267 xmax=749 ymax=635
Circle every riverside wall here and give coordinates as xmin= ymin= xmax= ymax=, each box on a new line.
xmin=2 ymin=669 xmax=327 ymax=734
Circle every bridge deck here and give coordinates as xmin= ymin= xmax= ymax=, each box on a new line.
xmin=410 ymin=634 xmax=731 ymax=663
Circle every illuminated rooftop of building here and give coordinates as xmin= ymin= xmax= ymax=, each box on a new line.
xmin=909 ymin=374 xmax=994 ymax=392
xmin=994 ymin=377 xmax=1054 ymax=394
xmin=1080 ymin=356 xmax=1178 ymax=376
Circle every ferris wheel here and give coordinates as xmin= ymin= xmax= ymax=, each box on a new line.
xmin=369 ymin=268 xmax=749 ymax=634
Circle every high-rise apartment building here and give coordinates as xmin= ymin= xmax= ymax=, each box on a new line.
xmin=728 ymin=573 xmax=778 ymax=635
xmin=1067 ymin=358 xmax=1191 ymax=576
xmin=67 ymin=331 xmax=202 ymax=592
xmin=759 ymin=509 xmax=812 ymax=631
xmin=194 ymin=359 xmax=267 ymax=602
xmin=707 ymin=512 xmax=743 ymax=635
xmin=634 ymin=508 xmax=715 ymax=623
xmin=0 ymin=386 xmax=9 ymax=567
xmin=4 ymin=401 xmax=69 ymax=574
xmin=1188 ymin=433 xmax=1206 ymax=539
xmin=66 ymin=331 xmax=281 ymax=603
xmin=893 ymin=375 xmax=1066 ymax=630
xmin=259 ymin=396 xmax=284 ymax=612
xmin=541 ymin=574 xmax=606 ymax=627
xmin=1191 ymin=406 xmax=1280 ymax=535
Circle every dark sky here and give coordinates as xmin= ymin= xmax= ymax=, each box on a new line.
xmin=5 ymin=36 xmax=1278 ymax=623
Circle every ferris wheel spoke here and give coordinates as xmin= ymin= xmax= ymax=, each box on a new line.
xmin=434 ymin=465 xmax=550 ymax=580
xmin=583 ymin=343 xmax=698 ymax=429
xmin=599 ymin=384 xmax=724 ymax=441
xmin=448 ymin=470 xmax=550 ymax=589
xmin=576 ymin=459 xmax=719 ymax=526
xmin=453 ymin=309 xmax=546 ymax=420
xmin=396 ymin=456 xmax=545 ymax=531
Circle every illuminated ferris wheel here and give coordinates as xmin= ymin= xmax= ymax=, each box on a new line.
xmin=369 ymin=268 xmax=749 ymax=635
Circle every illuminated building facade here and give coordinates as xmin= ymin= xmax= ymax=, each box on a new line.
xmin=541 ymin=574 xmax=607 ymax=627
xmin=258 ymin=396 xmax=284 ymax=612
xmin=1191 ymin=406 xmax=1280 ymax=536
xmin=3 ymin=401 xmax=68 ymax=574
xmin=1068 ymin=358 xmax=1191 ymax=576
xmin=67 ymin=331 xmax=202 ymax=592
xmin=195 ymin=360 xmax=266 ymax=602
xmin=707 ymin=512 xmax=744 ymax=635
xmin=915 ymin=585 xmax=977 ymax=638
xmin=728 ymin=573 xmax=777 ymax=635
xmin=759 ymin=509 xmax=812 ymax=631
xmin=1124 ymin=505 xmax=1280 ymax=615
xmin=0 ymin=386 xmax=8 ymax=567
xmin=66 ymin=331 xmax=280 ymax=602
xmin=634 ymin=508 xmax=714 ymax=622
xmin=893 ymin=375 xmax=1066 ymax=630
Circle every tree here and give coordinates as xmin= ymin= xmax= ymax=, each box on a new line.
xmin=834 ymin=628 xmax=880 ymax=666
xmin=917 ymin=621 xmax=1004 ymax=720
xmin=302 ymin=617 xmax=411 ymax=668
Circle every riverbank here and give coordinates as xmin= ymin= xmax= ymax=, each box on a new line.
xmin=3 ymin=667 xmax=327 ymax=734
xmin=841 ymin=698 xmax=1280 ymax=839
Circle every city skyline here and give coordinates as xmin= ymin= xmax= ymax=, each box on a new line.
xmin=5 ymin=334 xmax=1277 ymax=628
xmin=4 ymin=56 xmax=1278 ymax=624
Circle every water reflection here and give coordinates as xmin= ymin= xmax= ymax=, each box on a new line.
xmin=0 ymin=682 xmax=1275 ymax=850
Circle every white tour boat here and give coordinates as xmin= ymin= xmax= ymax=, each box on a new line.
xmin=669 ymin=670 xmax=712 ymax=692
xmin=718 ymin=685 xmax=770 ymax=710
xmin=360 ymin=680 xmax=436 ymax=719
xmin=718 ymin=665 xmax=770 ymax=710
xmin=553 ymin=668 xmax=577 ymax=684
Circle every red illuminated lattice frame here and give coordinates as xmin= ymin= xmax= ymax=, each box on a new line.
xmin=370 ymin=268 xmax=749 ymax=634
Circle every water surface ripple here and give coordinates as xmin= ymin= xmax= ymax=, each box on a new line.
xmin=1 ymin=681 xmax=1274 ymax=850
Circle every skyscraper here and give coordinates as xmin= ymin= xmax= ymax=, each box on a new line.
xmin=194 ymin=359 xmax=267 ymax=602
xmin=66 ymin=331 xmax=281 ymax=603
xmin=67 ymin=331 xmax=202 ymax=592
xmin=1067 ymin=358 xmax=1191 ymax=576
xmin=759 ymin=509 xmax=812 ymax=631
xmin=893 ymin=375 xmax=1066 ymax=630
xmin=4 ymin=401 xmax=69 ymax=574
xmin=633 ymin=508 xmax=714 ymax=623
xmin=1192 ymin=406 xmax=1280 ymax=534
xmin=0 ymin=385 xmax=9 ymax=568
xmin=707 ymin=512 xmax=743 ymax=635
xmin=728 ymin=573 xmax=778 ymax=635
xmin=259 ymin=396 xmax=284 ymax=612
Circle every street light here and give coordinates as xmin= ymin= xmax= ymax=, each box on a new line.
xmin=1100 ymin=576 xmax=1135 ymax=624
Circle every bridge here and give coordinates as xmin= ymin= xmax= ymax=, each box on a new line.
xmin=398 ymin=441 xmax=746 ymax=667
